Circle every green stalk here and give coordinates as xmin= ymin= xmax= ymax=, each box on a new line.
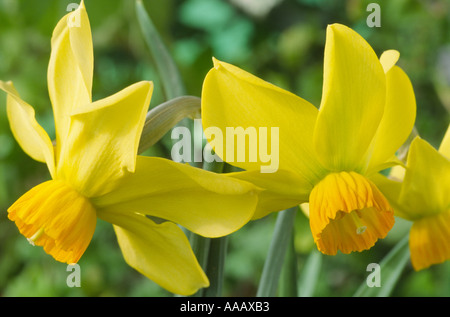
xmin=278 ymin=234 xmax=298 ymax=297
xmin=256 ymin=206 xmax=298 ymax=297
xmin=203 ymin=236 xmax=228 ymax=297
xmin=353 ymin=235 xmax=410 ymax=297
xmin=188 ymin=233 xmax=211 ymax=297
xmin=135 ymin=0 xmax=194 ymax=165
xmin=135 ymin=0 xmax=186 ymax=99
xmin=297 ymin=249 xmax=322 ymax=297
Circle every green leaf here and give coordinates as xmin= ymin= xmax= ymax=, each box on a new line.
xmin=353 ymin=236 xmax=410 ymax=297
xmin=278 ymin=235 xmax=298 ymax=297
xmin=135 ymin=0 xmax=186 ymax=100
xmin=203 ymin=236 xmax=228 ymax=297
xmin=256 ymin=207 xmax=298 ymax=297
xmin=297 ymin=249 xmax=322 ymax=297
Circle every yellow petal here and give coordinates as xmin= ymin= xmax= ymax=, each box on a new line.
xmin=379 ymin=50 xmax=400 ymax=73
xmin=367 ymin=65 xmax=416 ymax=173
xmin=313 ymin=24 xmax=386 ymax=172
xmin=438 ymin=124 xmax=450 ymax=159
xmin=8 ymin=180 xmax=97 ymax=264
xmin=0 ymin=81 xmax=55 ymax=177
xmin=57 ymin=81 xmax=153 ymax=197
xmin=98 ymin=210 xmax=209 ymax=296
xmin=399 ymin=137 xmax=450 ymax=219
xmin=409 ymin=210 xmax=450 ymax=271
xmin=48 ymin=0 xmax=93 ymax=159
xmin=226 ymin=169 xmax=311 ymax=220
xmin=309 ymin=171 xmax=394 ymax=255
xmin=201 ymin=58 xmax=325 ymax=184
xmin=388 ymin=164 xmax=406 ymax=182
xmin=92 ymin=156 xmax=258 ymax=238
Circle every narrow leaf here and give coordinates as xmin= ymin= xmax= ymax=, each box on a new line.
xmin=353 ymin=235 xmax=410 ymax=297
xmin=278 ymin=235 xmax=298 ymax=297
xmin=203 ymin=236 xmax=228 ymax=297
xmin=135 ymin=0 xmax=186 ymax=99
xmin=256 ymin=207 xmax=298 ymax=297
xmin=298 ymin=249 xmax=322 ymax=297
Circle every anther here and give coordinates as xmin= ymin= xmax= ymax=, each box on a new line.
xmin=349 ymin=211 xmax=367 ymax=235
xmin=27 ymin=228 xmax=44 ymax=246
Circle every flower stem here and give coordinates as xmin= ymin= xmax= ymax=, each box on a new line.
xmin=135 ymin=0 xmax=185 ymax=99
xmin=278 ymin=234 xmax=298 ymax=297
xmin=353 ymin=235 xmax=410 ymax=297
xmin=256 ymin=206 xmax=298 ymax=297
xmin=203 ymin=236 xmax=228 ymax=297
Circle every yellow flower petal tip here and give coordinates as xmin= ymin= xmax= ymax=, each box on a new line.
xmin=212 ymin=56 xmax=222 ymax=69
xmin=8 ymin=180 xmax=96 ymax=264
xmin=409 ymin=210 xmax=450 ymax=271
xmin=309 ymin=171 xmax=395 ymax=255
xmin=380 ymin=50 xmax=400 ymax=73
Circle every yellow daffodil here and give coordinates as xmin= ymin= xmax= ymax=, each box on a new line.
xmin=0 ymin=1 xmax=258 ymax=295
xmin=374 ymin=126 xmax=450 ymax=270
xmin=201 ymin=24 xmax=416 ymax=255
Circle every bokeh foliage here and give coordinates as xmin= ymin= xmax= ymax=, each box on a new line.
xmin=0 ymin=0 xmax=448 ymax=296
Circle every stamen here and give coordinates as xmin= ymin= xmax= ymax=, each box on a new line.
xmin=349 ymin=211 xmax=367 ymax=235
xmin=27 ymin=228 xmax=45 ymax=246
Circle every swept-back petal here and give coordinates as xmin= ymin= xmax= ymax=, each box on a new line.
xmin=313 ymin=24 xmax=386 ymax=172
xmin=201 ymin=58 xmax=325 ymax=184
xmin=48 ymin=0 xmax=93 ymax=159
xmin=57 ymin=81 xmax=153 ymax=197
xmin=0 ymin=81 xmax=55 ymax=177
xmin=226 ymin=169 xmax=310 ymax=220
xmin=399 ymin=137 xmax=450 ymax=219
xmin=367 ymin=65 xmax=416 ymax=173
xmin=98 ymin=210 xmax=209 ymax=296
xmin=92 ymin=156 xmax=258 ymax=238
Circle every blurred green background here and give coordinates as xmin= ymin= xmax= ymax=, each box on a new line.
xmin=0 ymin=0 xmax=449 ymax=297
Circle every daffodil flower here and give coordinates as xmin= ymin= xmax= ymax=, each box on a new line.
xmin=201 ymin=24 xmax=416 ymax=255
xmin=0 ymin=1 xmax=258 ymax=295
xmin=374 ymin=126 xmax=450 ymax=270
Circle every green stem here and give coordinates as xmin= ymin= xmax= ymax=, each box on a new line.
xmin=256 ymin=206 xmax=298 ymax=297
xmin=203 ymin=236 xmax=228 ymax=297
xmin=353 ymin=235 xmax=410 ymax=297
xmin=135 ymin=0 xmax=194 ymax=166
xmin=135 ymin=0 xmax=186 ymax=99
xmin=278 ymin=234 xmax=298 ymax=297
xmin=189 ymin=233 xmax=211 ymax=297
xmin=297 ymin=249 xmax=322 ymax=297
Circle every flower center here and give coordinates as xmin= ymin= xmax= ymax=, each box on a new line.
xmin=309 ymin=171 xmax=394 ymax=255
xmin=8 ymin=179 xmax=97 ymax=264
